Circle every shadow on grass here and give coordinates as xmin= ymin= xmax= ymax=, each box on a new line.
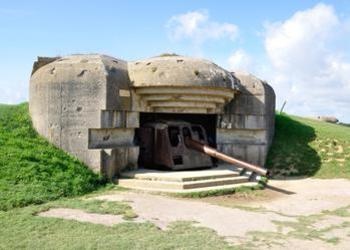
xmin=266 ymin=114 xmax=321 ymax=177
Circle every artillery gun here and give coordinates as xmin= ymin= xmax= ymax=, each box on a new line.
xmin=137 ymin=121 xmax=268 ymax=176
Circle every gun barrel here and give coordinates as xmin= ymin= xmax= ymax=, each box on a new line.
xmin=185 ymin=138 xmax=268 ymax=176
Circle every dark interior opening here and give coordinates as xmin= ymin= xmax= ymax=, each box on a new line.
xmin=173 ymin=156 xmax=183 ymax=165
xmin=168 ymin=126 xmax=180 ymax=147
xmin=191 ymin=125 xmax=205 ymax=140
xmin=140 ymin=112 xmax=217 ymax=148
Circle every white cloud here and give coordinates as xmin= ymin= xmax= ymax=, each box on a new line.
xmin=261 ymin=3 xmax=350 ymax=122
xmin=166 ymin=10 xmax=238 ymax=44
xmin=227 ymin=49 xmax=254 ymax=72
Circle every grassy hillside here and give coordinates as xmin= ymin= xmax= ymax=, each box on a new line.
xmin=267 ymin=114 xmax=350 ymax=179
xmin=0 ymin=103 xmax=104 ymax=211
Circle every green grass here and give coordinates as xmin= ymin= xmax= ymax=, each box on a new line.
xmin=0 ymin=202 xmax=234 ymax=250
xmin=23 ymin=196 xmax=139 ymax=220
xmin=47 ymin=198 xmax=138 ymax=219
xmin=0 ymin=103 xmax=105 ymax=211
xmin=243 ymin=205 xmax=350 ymax=248
xmin=267 ymin=114 xmax=350 ymax=178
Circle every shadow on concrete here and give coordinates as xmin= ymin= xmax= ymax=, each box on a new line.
xmin=265 ymin=184 xmax=296 ymax=195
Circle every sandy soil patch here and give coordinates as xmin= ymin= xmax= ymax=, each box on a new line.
xmin=204 ymin=178 xmax=350 ymax=216
xmin=39 ymin=208 xmax=143 ymax=226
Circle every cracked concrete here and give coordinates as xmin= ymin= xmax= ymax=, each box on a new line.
xmin=93 ymin=192 xmax=295 ymax=238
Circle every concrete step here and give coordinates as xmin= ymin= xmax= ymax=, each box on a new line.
xmin=117 ymin=175 xmax=249 ymax=190
xmin=120 ymin=167 xmax=241 ymax=182
xmin=117 ymin=179 xmax=258 ymax=194
xmin=217 ymin=164 xmax=253 ymax=176
xmin=118 ymin=178 xmax=183 ymax=190
xmin=182 ymin=176 xmax=249 ymax=189
xmin=117 ymin=164 xmax=256 ymax=193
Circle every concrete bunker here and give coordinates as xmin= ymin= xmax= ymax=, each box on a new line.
xmin=29 ymin=54 xmax=275 ymax=181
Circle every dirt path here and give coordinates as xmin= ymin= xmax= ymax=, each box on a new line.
xmin=93 ymin=192 xmax=295 ymax=240
xmin=204 ymin=178 xmax=350 ymax=215
xmin=39 ymin=178 xmax=350 ymax=249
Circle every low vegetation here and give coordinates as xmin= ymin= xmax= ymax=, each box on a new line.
xmin=0 ymin=103 xmax=105 ymax=211
xmin=243 ymin=205 xmax=350 ymax=248
xmin=0 ymin=202 xmax=233 ymax=250
xmin=48 ymin=198 xmax=138 ymax=219
xmin=267 ymin=114 xmax=350 ymax=178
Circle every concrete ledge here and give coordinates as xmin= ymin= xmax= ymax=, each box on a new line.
xmin=134 ymin=86 xmax=233 ymax=113
xmin=88 ymin=128 xmax=135 ymax=149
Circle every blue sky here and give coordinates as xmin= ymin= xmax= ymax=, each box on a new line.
xmin=1 ymin=1 xmax=350 ymax=122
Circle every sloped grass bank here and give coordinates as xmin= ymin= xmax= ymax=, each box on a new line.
xmin=267 ymin=114 xmax=350 ymax=178
xmin=0 ymin=103 xmax=105 ymax=211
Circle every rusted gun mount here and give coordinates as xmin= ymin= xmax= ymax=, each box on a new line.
xmin=184 ymin=137 xmax=268 ymax=176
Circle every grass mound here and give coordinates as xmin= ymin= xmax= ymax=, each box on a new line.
xmin=0 ymin=103 xmax=104 ymax=211
xmin=267 ymin=114 xmax=350 ymax=178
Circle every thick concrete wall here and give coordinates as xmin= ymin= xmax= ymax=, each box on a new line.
xmin=217 ymin=72 xmax=275 ymax=166
xmin=29 ymin=54 xmax=135 ymax=174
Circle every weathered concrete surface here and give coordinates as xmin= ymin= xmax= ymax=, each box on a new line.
xmin=100 ymin=110 xmax=139 ymax=128
xmin=29 ymin=55 xmax=134 ymax=174
xmin=217 ymin=71 xmax=276 ymax=166
xmin=88 ymin=128 xmax=135 ymax=149
xmin=120 ymin=164 xmax=241 ymax=182
xmin=129 ymin=56 xmax=237 ymax=114
xmin=117 ymin=166 xmax=254 ymax=192
xmin=101 ymin=147 xmax=139 ymax=178
xmin=128 ymin=55 xmax=238 ymax=89
xmin=31 ymin=56 xmax=61 ymax=75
